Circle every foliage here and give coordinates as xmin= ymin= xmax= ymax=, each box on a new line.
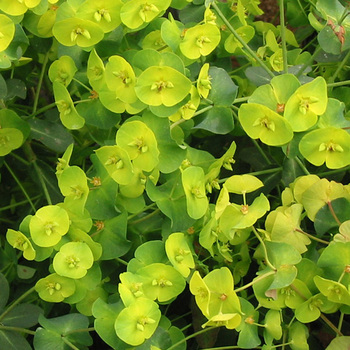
xmin=1 ymin=0 xmax=350 ymax=349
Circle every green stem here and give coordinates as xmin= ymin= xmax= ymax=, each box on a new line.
xmin=212 ymin=2 xmax=275 ymax=78
xmin=32 ymin=51 xmax=50 ymax=114
xmin=329 ymin=49 xmax=350 ymax=84
xmin=233 ymin=96 xmax=249 ymax=104
xmin=338 ymin=311 xmax=345 ymax=333
xmin=64 ymin=327 xmax=95 ymax=336
xmin=279 ymin=0 xmax=288 ymax=74
xmin=252 ymin=227 xmax=276 ymax=271
xmin=234 ymin=270 xmax=276 ymax=293
xmin=327 ymin=79 xmax=350 ymax=88
xmin=193 ymin=104 xmax=213 ymax=116
xmin=129 ymin=209 xmax=161 ymax=226
xmin=10 ymin=152 xmax=31 ymax=166
xmin=0 ymin=286 xmax=36 ymax=322
xmin=72 ymin=77 xmax=92 ymax=92
xmin=115 ymin=257 xmax=128 ymax=266
xmin=127 ymin=203 xmax=157 ymax=220
xmin=295 ymin=157 xmax=310 ymax=175
xmin=0 ymin=325 xmax=36 ymax=335
xmin=295 ymin=228 xmax=329 ymax=245
xmin=167 ymin=326 xmax=220 ymax=350
xmin=317 ymin=165 xmax=350 ymax=177
xmin=61 ymin=336 xmax=81 ymax=350
xmin=327 ymin=200 xmax=342 ymax=226
xmin=33 ymin=161 xmax=52 ymax=205
xmin=251 ymin=139 xmax=272 ymax=165
xmin=4 ymin=161 xmax=36 ymax=213
xmin=0 ymin=195 xmax=41 ymax=212
xmin=29 ymin=102 xmax=57 ymax=118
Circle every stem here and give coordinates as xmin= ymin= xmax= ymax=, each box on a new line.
xmin=252 ymin=227 xmax=276 ymax=271
xmin=115 ymin=257 xmax=128 ymax=266
xmin=10 ymin=152 xmax=31 ymax=166
xmin=317 ymin=165 xmax=350 ymax=177
xmin=251 ymin=139 xmax=272 ymax=165
xmin=61 ymin=336 xmax=81 ymax=350
xmin=33 ymin=161 xmax=52 ymax=205
xmin=4 ymin=161 xmax=36 ymax=213
xmin=64 ymin=327 xmax=95 ymax=336
xmin=193 ymin=105 xmax=213 ymax=117
xmin=233 ymin=96 xmax=249 ymax=104
xmin=0 ymin=195 xmax=42 ymax=212
xmin=327 ymin=79 xmax=350 ymax=88
xmin=0 ymin=325 xmax=36 ymax=335
xmin=167 ymin=326 xmax=220 ymax=350
xmin=212 ymin=2 xmax=275 ymax=79
xmin=295 ymin=157 xmax=310 ymax=175
xmin=338 ymin=311 xmax=345 ymax=333
xmin=29 ymin=102 xmax=57 ymax=118
xmin=329 ymin=49 xmax=350 ymax=84
xmin=72 ymin=77 xmax=92 ymax=92
xmin=327 ymin=200 xmax=342 ymax=226
xmin=279 ymin=0 xmax=288 ymax=74
xmin=129 ymin=209 xmax=160 ymax=226
xmin=32 ymin=51 xmax=50 ymax=114
xmin=234 ymin=270 xmax=276 ymax=293
xmin=0 ymin=286 xmax=36 ymax=322
xmin=294 ymin=228 xmax=329 ymax=245
xmin=320 ymin=313 xmax=343 ymax=336
xmin=127 ymin=203 xmax=157 ymax=220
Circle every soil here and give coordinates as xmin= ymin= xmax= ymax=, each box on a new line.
xmin=257 ymin=0 xmax=280 ymax=24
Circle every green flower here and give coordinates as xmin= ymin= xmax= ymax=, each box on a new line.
xmin=197 ymin=63 xmax=211 ymax=98
xmin=0 ymin=0 xmax=40 ymax=16
xmin=0 ymin=128 xmax=23 ymax=157
xmin=180 ymin=23 xmax=221 ymax=59
xmin=165 ymin=232 xmax=194 ymax=277
xmin=48 ymin=56 xmax=77 ymax=86
xmin=0 ymin=14 xmax=15 ymax=52
xmin=299 ymin=127 xmax=350 ymax=169
xmin=135 ymin=66 xmax=191 ymax=107
xmin=53 ymin=242 xmax=94 ymax=279
xmin=52 ymin=18 xmax=105 ymax=47
xmin=29 ymin=205 xmax=70 ymax=247
xmin=6 ymin=229 xmax=36 ymax=260
xmin=120 ymin=0 xmax=171 ymax=30
xmin=35 ymin=273 xmax=76 ymax=302
xmin=114 ymin=298 xmax=161 ymax=346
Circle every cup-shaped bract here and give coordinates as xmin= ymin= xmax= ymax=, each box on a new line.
xmin=52 ymin=18 xmax=105 ymax=47
xmin=0 ymin=128 xmax=23 ymax=156
xmin=53 ymin=82 xmax=85 ymax=130
xmin=49 ymin=56 xmax=77 ymax=87
xmin=116 ymin=120 xmax=159 ymax=172
xmin=56 ymin=143 xmax=74 ymax=177
xmin=224 ymin=25 xmax=255 ymax=54
xmin=114 ymin=297 xmax=161 ymax=346
xmin=180 ymin=23 xmax=221 ymax=59
xmin=284 ymin=76 xmax=327 ymax=132
xmin=6 ymin=229 xmax=36 ymax=260
xmin=35 ymin=273 xmax=76 ymax=303
xmin=248 ymin=74 xmax=301 ymax=113
xmin=58 ymin=165 xmax=89 ymax=206
xmin=314 ymin=275 xmax=350 ymax=305
xmin=0 ymin=14 xmax=15 ymax=52
xmin=264 ymin=309 xmax=282 ymax=341
xmin=165 ymin=232 xmax=194 ymax=277
xmin=76 ymin=0 xmax=123 ymax=33
xmin=137 ymin=263 xmax=186 ymax=303
xmin=219 ymin=193 xmax=270 ymax=230
xmin=53 ymin=241 xmax=94 ymax=279
xmin=224 ymin=174 xmax=263 ymax=194
xmin=197 ymin=63 xmax=211 ymax=98
xmin=189 ymin=271 xmax=211 ymax=317
xmin=0 ymin=0 xmax=40 ymax=16
xmin=203 ymin=267 xmax=242 ymax=317
xmin=299 ymin=127 xmax=350 ymax=169
xmin=119 ymin=168 xmax=147 ymax=198
xmin=135 ymin=66 xmax=192 ymax=107
xmin=29 ymin=205 xmax=70 ymax=247
xmin=119 ymin=271 xmax=146 ymax=306
xmin=182 ymin=166 xmax=208 ymax=220
xmin=120 ymin=0 xmax=171 ymax=30
xmin=202 ymin=312 xmax=241 ymax=329
xmin=170 ymin=85 xmax=200 ymax=122
xmin=87 ymin=49 xmax=106 ymax=92
xmin=105 ymin=55 xmax=137 ymax=103
xmin=95 ymin=145 xmax=134 ymax=185
xmin=239 ymin=103 xmax=293 ymax=146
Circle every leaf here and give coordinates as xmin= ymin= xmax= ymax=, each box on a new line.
xmin=314 ymin=197 xmax=350 ymax=236
xmin=92 ymin=212 xmax=132 ymax=260
xmin=193 ymin=106 xmax=234 ymax=134
xmin=5 ymin=79 xmax=26 ymax=100
xmin=0 ymin=73 xmax=7 ymax=99
xmin=0 ymin=330 xmax=32 ymax=350
xmin=29 ymin=118 xmax=74 ymax=153
xmin=326 ymin=336 xmax=350 ymax=350
xmin=0 ymin=272 xmax=9 ymax=310
xmin=207 ymin=67 xmax=238 ymax=106
xmin=2 ymin=304 xmax=43 ymax=328
xmin=245 ymin=66 xmax=273 ymax=86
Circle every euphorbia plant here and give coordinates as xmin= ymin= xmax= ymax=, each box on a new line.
xmin=1 ymin=0 xmax=350 ymax=349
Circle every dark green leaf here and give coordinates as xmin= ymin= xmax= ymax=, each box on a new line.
xmin=2 ymin=304 xmax=43 ymax=328
xmin=0 ymin=273 xmax=9 ymax=310
xmin=5 ymin=79 xmax=26 ymax=100
xmin=282 ymin=157 xmax=305 ymax=186
xmin=245 ymin=66 xmax=273 ymax=86
xmin=0 ymin=330 xmax=32 ymax=350
xmin=29 ymin=119 xmax=74 ymax=153
xmin=0 ymin=74 xmax=7 ymax=99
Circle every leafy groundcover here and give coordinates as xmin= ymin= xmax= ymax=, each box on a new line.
xmin=1 ymin=0 xmax=350 ymax=349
